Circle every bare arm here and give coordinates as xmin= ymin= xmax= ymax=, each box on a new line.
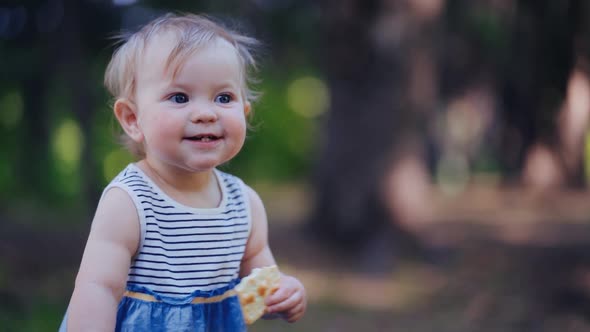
xmin=239 ymin=185 xmax=307 ymax=323
xmin=240 ymin=185 xmax=276 ymax=276
xmin=67 ymin=187 xmax=140 ymax=331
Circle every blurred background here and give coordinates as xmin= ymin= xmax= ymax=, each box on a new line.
xmin=2 ymin=0 xmax=590 ymax=331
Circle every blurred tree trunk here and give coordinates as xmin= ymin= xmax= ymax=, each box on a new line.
xmin=16 ymin=8 xmax=57 ymax=199
xmin=19 ymin=71 xmax=52 ymax=197
xmin=501 ymin=0 xmax=584 ymax=187
xmin=60 ymin=0 xmax=102 ymax=214
xmin=309 ymin=0 xmax=589 ymax=257
xmin=309 ymin=0 xmax=441 ymax=262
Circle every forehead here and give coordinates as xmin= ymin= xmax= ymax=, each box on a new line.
xmin=137 ymin=31 xmax=242 ymax=84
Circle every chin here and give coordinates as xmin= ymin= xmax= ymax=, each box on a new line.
xmin=186 ymin=160 xmax=223 ymax=172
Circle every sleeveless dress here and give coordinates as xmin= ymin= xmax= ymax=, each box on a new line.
xmin=59 ymin=163 xmax=250 ymax=331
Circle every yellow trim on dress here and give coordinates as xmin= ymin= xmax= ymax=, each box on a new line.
xmin=123 ymin=289 xmax=237 ymax=304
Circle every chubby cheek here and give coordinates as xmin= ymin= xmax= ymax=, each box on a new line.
xmin=141 ymin=113 xmax=183 ymax=149
xmin=226 ymin=119 xmax=248 ymax=149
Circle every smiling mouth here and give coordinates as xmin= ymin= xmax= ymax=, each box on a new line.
xmin=185 ymin=135 xmax=222 ymax=142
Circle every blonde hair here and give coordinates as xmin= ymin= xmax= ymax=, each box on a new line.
xmin=104 ymin=13 xmax=260 ymax=157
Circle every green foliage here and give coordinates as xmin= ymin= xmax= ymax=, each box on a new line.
xmin=0 ymin=90 xmax=22 ymax=195
xmin=0 ymin=0 xmax=326 ymax=216
xmin=222 ymin=69 xmax=321 ymax=183
xmin=0 ymin=90 xmax=23 ymax=129
xmin=0 ymin=301 xmax=63 ymax=332
xmin=0 ymin=64 xmax=320 ymax=213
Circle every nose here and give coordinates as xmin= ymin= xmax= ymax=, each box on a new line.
xmin=190 ymin=101 xmax=218 ymax=123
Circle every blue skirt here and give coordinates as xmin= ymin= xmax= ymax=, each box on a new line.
xmin=59 ymin=280 xmax=247 ymax=332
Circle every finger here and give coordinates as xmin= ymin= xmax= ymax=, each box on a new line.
xmin=267 ymin=291 xmax=302 ymax=314
xmin=286 ymin=296 xmax=307 ymax=322
xmin=286 ymin=307 xmax=305 ymax=323
xmin=285 ymin=302 xmax=304 ymax=320
xmin=287 ymin=313 xmax=303 ymax=323
xmin=265 ymin=286 xmax=294 ymax=306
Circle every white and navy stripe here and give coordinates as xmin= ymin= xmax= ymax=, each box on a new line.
xmin=105 ymin=164 xmax=251 ymax=297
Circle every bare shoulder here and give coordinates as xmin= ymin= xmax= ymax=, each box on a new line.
xmin=71 ymin=186 xmax=140 ymax=309
xmin=243 ymin=183 xmax=265 ymax=219
xmin=89 ymin=186 xmax=140 ymax=255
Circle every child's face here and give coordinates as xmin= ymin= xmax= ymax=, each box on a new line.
xmin=133 ymin=35 xmax=250 ymax=172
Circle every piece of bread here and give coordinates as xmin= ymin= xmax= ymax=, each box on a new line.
xmin=235 ymin=265 xmax=281 ymax=324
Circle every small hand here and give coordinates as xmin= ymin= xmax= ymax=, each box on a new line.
xmin=264 ymin=274 xmax=307 ymax=323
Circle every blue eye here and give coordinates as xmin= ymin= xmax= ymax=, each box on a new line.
xmin=215 ymin=94 xmax=232 ymax=104
xmin=170 ymin=93 xmax=189 ymax=104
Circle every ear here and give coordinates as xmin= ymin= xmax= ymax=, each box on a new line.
xmin=114 ymin=98 xmax=143 ymax=143
xmin=243 ymin=101 xmax=251 ymax=116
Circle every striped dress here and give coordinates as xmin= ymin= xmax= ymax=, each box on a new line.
xmin=113 ymin=164 xmax=251 ymax=331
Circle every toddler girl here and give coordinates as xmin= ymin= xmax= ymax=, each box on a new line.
xmin=60 ymin=13 xmax=306 ymax=331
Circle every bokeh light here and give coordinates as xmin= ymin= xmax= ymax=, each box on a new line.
xmin=287 ymin=76 xmax=330 ymax=118
xmin=51 ymin=118 xmax=83 ymax=174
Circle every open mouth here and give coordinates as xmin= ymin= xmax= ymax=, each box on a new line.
xmin=186 ymin=134 xmax=221 ymax=142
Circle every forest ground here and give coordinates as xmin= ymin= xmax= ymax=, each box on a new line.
xmin=3 ymin=184 xmax=590 ymax=331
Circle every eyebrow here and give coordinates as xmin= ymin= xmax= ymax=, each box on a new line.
xmin=164 ymin=81 xmax=192 ymax=91
xmin=166 ymin=79 xmax=240 ymax=91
